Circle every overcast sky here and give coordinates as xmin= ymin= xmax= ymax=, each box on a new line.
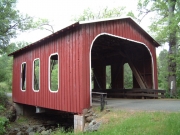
xmin=15 ymin=0 xmax=139 ymax=42
xmin=15 ymin=0 xmax=166 ymax=54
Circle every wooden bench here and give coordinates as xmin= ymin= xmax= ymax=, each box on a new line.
xmin=92 ymin=92 xmax=107 ymax=111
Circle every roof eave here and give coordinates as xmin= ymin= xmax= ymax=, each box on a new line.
xmin=8 ymin=17 xmax=160 ymax=56
xmin=8 ymin=22 xmax=80 ymax=56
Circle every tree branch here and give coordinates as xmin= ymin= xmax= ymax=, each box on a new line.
xmin=138 ymin=9 xmax=151 ymax=23
xmin=40 ymin=24 xmax=54 ymax=34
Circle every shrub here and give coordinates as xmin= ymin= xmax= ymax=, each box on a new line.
xmin=0 ymin=90 xmax=8 ymax=107
xmin=0 ymin=105 xmax=5 ymax=114
xmin=0 ymin=117 xmax=9 ymax=135
xmin=0 ymin=82 xmax=9 ymax=92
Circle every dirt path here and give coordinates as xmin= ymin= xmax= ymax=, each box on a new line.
xmin=104 ymin=98 xmax=180 ymax=112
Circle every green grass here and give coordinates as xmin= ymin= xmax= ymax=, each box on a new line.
xmin=16 ymin=116 xmax=28 ymax=123
xmin=53 ymin=110 xmax=180 ymax=135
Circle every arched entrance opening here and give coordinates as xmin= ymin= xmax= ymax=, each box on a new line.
xmin=90 ymin=33 xmax=154 ymax=99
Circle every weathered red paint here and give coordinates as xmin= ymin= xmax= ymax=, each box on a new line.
xmin=9 ymin=17 xmax=160 ymax=114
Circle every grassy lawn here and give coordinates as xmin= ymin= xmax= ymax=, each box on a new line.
xmin=54 ymin=110 xmax=180 ymax=135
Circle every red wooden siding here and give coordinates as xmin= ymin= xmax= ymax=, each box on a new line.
xmin=12 ymin=27 xmax=85 ymax=113
xmin=10 ymin=18 xmax=159 ymax=114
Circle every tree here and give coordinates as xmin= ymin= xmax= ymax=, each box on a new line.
xmin=0 ymin=0 xmax=49 ymax=52
xmin=157 ymin=49 xmax=168 ymax=90
xmin=137 ymin=0 xmax=180 ymax=97
xmin=0 ymin=42 xmax=28 ymax=91
xmin=176 ymin=49 xmax=180 ymax=96
xmin=0 ymin=0 xmax=51 ymax=92
xmin=73 ymin=6 xmax=135 ymax=21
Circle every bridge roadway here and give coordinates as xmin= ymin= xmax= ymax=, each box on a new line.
xmin=102 ymin=98 xmax=180 ymax=112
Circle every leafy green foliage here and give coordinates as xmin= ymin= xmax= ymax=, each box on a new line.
xmin=73 ymin=7 xmax=125 ymax=21
xmin=137 ymin=0 xmax=180 ymax=96
xmin=73 ymin=6 xmax=136 ymax=21
xmin=124 ymin=63 xmax=133 ymax=89
xmin=0 ymin=0 xmax=49 ymax=50
xmin=50 ymin=61 xmax=58 ymax=91
xmin=0 ymin=55 xmax=12 ymax=91
xmin=106 ymin=65 xmax=111 ymax=89
xmin=137 ymin=0 xmax=180 ymax=44
xmin=0 ymin=105 xmax=5 ymax=114
xmin=0 ymin=89 xmax=8 ymax=107
xmin=157 ymin=49 xmax=168 ymax=90
xmin=176 ymin=49 xmax=180 ymax=98
xmin=0 ymin=88 xmax=10 ymax=134
xmin=0 ymin=82 xmax=9 ymax=92
xmin=0 ymin=42 xmax=27 ymax=92
xmin=0 ymin=0 xmax=49 ymax=95
xmin=33 ymin=59 xmax=40 ymax=90
xmin=0 ymin=117 xmax=9 ymax=135
xmin=6 ymin=41 xmax=28 ymax=54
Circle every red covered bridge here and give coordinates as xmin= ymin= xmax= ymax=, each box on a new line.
xmin=9 ymin=17 xmax=161 ymax=116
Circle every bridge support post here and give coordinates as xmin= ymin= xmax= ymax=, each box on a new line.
xmin=14 ymin=103 xmax=23 ymax=115
xmin=74 ymin=114 xmax=85 ymax=132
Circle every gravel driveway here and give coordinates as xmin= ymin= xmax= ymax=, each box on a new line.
xmin=105 ymin=98 xmax=180 ymax=112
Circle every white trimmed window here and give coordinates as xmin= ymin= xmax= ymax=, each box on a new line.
xmin=33 ymin=58 xmax=40 ymax=91
xmin=21 ymin=62 xmax=26 ymax=91
xmin=49 ymin=53 xmax=59 ymax=92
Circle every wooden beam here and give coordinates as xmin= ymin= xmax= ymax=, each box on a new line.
xmin=116 ymin=49 xmax=148 ymax=89
xmin=128 ymin=60 xmax=147 ymax=89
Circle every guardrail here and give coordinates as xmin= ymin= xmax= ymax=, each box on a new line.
xmin=92 ymin=92 xmax=107 ymax=111
xmin=92 ymin=89 xmax=166 ymax=99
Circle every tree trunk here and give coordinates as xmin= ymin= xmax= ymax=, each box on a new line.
xmin=168 ymin=0 xmax=177 ymax=97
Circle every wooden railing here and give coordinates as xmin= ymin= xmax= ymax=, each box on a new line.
xmin=92 ymin=89 xmax=166 ymax=99
xmin=92 ymin=92 xmax=107 ymax=111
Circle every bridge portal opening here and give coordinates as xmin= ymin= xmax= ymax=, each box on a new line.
xmin=91 ymin=34 xmax=154 ymax=98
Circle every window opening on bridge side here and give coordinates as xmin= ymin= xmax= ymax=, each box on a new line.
xmin=21 ymin=62 xmax=26 ymax=91
xmin=49 ymin=53 xmax=59 ymax=92
xmin=33 ymin=58 xmax=40 ymax=91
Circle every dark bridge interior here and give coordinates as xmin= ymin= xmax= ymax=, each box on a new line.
xmin=91 ymin=34 xmax=153 ymax=90
xmin=90 ymin=34 xmax=166 ymax=99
